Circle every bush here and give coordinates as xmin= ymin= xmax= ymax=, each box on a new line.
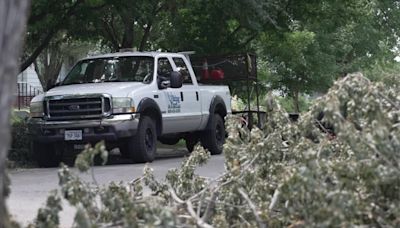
xmin=17 ymin=73 xmax=400 ymax=227
xmin=8 ymin=112 xmax=34 ymax=167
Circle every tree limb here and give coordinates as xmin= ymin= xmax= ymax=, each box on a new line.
xmin=102 ymin=18 xmax=121 ymax=51
xmin=238 ymin=188 xmax=267 ymax=228
xmin=20 ymin=0 xmax=84 ymax=72
xmin=168 ymin=185 xmax=213 ymax=228
xmin=139 ymin=23 xmax=152 ymax=51
xmin=377 ymin=92 xmax=400 ymax=110
xmin=268 ymin=188 xmax=280 ymax=210
xmin=200 ymin=191 xmax=218 ymax=223
xmin=139 ymin=1 xmax=164 ymax=51
xmin=217 ymin=24 xmax=242 ymax=49
xmin=238 ymin=32 xmax=259 ymax=49
xmin=186 ymin=201 xmax=213 ymax=228
xmin=20 ymin=27 xmax=58 ymax=72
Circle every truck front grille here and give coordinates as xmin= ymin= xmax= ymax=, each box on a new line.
xmin=45 ymin=96 xmax=111 ymax=120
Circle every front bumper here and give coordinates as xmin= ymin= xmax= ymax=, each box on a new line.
xmin=29 ymin=114 xmax=139 ymax=143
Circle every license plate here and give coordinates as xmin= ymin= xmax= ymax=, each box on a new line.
xmin=64 ymin=130 xmax=82 ymax=141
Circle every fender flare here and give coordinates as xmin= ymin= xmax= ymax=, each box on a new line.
xmin=205 ymin=95 xmax=227 ymax=130
xmin=136 ymin=98 xmax=163 ymax=135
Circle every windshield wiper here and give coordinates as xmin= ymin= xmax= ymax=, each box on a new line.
xmin=62 ymin=81 xmax=97 ymax=85
xmin=103 ymin=79 xmax=125 ymax=82
xmin=62 ymin=82 xmax=84 ymax=86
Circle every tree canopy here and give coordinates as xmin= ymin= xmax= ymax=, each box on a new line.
xmin=22 ymin=0 xmax=400 ymax=109
xmin=257 ymin=0 xmax=400 ymax=112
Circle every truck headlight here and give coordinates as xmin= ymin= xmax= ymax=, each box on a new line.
xmin=30 ymin=101 xmax=44 ymax=118
xmin=112 ymin=97 xmax=135 ymax=114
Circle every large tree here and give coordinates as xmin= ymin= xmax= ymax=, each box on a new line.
xmin=20 ymin=0 xmax=400 ymax=112
xmin=258 ymin=0 xmax=400 ymax=112
xmin=260 ymin=30 xmax=337 ymax=112
xmin=0 ymin=1 xmax=30 ymax=227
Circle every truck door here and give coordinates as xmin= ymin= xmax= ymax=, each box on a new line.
xmin=172 ymin=57 xmax=202 ymax=131
xmin=156 ymin=57 xmax=187 ymax=133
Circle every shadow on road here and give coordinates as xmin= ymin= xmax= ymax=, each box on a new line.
xmin=62 ymin=146 xmax=190 ymax=167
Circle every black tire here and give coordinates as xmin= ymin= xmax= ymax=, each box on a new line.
xmin=130 ymin=116 xmax=157 ymax=163
xmin=200 ymin=114 xmax=225 ymax=155
xmin=33 ymin=141 xmax=60 ymax=168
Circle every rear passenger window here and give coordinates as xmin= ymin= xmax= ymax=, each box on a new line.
xmin=173 ymin=57 xmax=192 ymax=84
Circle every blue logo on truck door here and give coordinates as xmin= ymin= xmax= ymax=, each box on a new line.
xmin=167 ymin=92 xmax=181 ymax=113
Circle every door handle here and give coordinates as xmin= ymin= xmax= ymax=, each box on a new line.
xmin=180 ymin=92 xmax=184 ymax=101
xmin=196 ymin=91 xmax=199 ymax=101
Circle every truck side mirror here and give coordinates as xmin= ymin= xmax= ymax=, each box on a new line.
xmin=170 ymin=71 xmax=183 ymax=88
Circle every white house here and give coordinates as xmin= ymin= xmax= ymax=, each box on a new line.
xmin=17 ymin=65 xmax=43 ymax=93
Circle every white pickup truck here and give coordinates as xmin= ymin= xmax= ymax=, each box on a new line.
xmin=29 ymin=51 xmax=231 ymax=167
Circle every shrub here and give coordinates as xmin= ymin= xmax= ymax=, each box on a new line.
xmin=20 ymin=73 xmax=400 ymax=227
xmin=8 ymin=112 xmax=34 ymax=167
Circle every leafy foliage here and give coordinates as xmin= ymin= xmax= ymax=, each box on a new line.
xmin=277 ymin=94 xmax=312 ymax=113
xmin=33 ymin=191 xmax=62 ymax=228
xmin=28 ymin=73 xmax=399 ymax=227
xmin=21 ymin=0 xmax=90 ymax=71
xmin=8 ymin=113 xmax=34 ymax=168
xmin=67 ymin=0 xmax=175 ymax=51
xmin=257 ymin=0 xmax=400 ymax=112
xmin=157 ymin=0 xmax=284 ymax=54
xmin=364 ymin=60 xmax=400 ymax=89
xmin=22 ymin=0 xmax=399 ymax=108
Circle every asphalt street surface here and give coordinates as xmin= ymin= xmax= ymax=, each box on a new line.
xmin=7 ymin=147 xmax=225 ymax=227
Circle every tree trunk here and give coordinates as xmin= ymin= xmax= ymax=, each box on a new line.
xmin=0 ymin=1 xmax=30 ymax=227
xmin=139 ymin=23 xmax=152 ymax=51
xmin=34 ymin=47 xmax=63 ymax=91
xmin=121 ymin=18 xmax=134 ymax=49
xmin=292 ymin=90 xmax=300 ymax=113
xmin=102 ymin=18 xmax=121 ymax=51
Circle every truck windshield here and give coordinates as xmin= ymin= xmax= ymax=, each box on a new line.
xmin=62 ymin=56 xmax=154 ymax=85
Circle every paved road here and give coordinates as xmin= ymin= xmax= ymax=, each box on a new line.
xmin=7 ymin=148 xmax=225 ymax=227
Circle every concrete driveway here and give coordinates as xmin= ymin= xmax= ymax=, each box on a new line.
xmin=6 ymin=148 xmax=226 ymax=227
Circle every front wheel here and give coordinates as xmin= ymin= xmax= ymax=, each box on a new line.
xmin=200 ymin=114 xmax=225 ymax=155
xmin=129 ymin=116 xmax=157 ymax=163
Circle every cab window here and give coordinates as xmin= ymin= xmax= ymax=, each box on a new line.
xmin=173 ymin=57 xmax=192 ymax=84
xmin=157 ymin=58 xmax=173 ymax=80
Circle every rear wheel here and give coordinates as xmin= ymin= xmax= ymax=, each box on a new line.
xmin=128 ymin=116 xmax=157 ymax=163
xmin=200 ymin=114 xmax=225 ymax=155
xmin=33 ymin=142 xmax=61 ymax=167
